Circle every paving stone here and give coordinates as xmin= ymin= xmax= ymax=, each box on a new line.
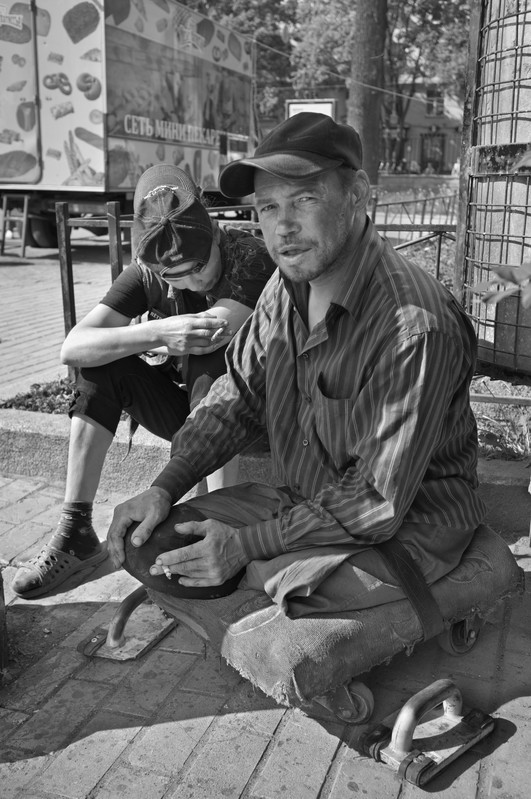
xmin=92 ymin=501 xmax=119 ymax=535
xmin=91 ymin=763 xmax=170 ymax=799
xmin=495 ymin=647 xmax=531 ymax=698
xmin=502 ymin=593 xmax=530 ymax=647
xmin=0 ymin=519 xmax=15 ymax=536
xmin=0 ymin=491 xmax=59 ymax=525
xmin=167 ymin=694 xmax=286 ymax=799
xmin=327 ymin=749 xmax=403 ymax=799
xmin=249 ymin=710 xmax=343 ymax=799
xmin=2 ymin=790 xmax=57 ymax=799
xmin=0 ymin=520 xmax=52 ymax=565
xmin=157 ymin=624 xmax=206 ymax=656
xmin=76 ymin=655 xmax=136 ymax=686
xmin=31 ymin=708 xmax=142 ymax=799
xmin=26 ymin=498 xmax=66 ymax=528
xmin=8 ymin=678 xmax=113 ymax=755
xmin=178 ymin=648 xmax=243 ymax=696
xmin=38 ymin=482 xmax=65 ymax=500
xmin=125 ymin=690 xmax=227 ymax=775
xmin=0 ymin=647 xmax=84 ymax=713
xmin=496 ymin=695 xmax=531 ymax=718
xmin=5 ymin=600 xmax=102 ymax=677
xmin=223 ymin=678 xmax=286 ymax=722
xmin=105 ymin=648 xmax=197 ymax=718
xmin=476 ymin=715 xmax=530 ymax=799
xmin=0 ymin=478 xmax=45 ymax=510
xmin=0 ymin=752 xmax=55 ymax=799
xmin=0 ymin=707 xmax=30 ymax=743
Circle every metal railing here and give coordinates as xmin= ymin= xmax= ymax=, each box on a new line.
xmin=55 ymin=201 xmax=456 ymax=340
xmin=370 ymin=192 xmax=458 ymax=225
xmin=369 ymin=192 xmax=457 ymax=245
xmin=377 ymin=224 xmax=456 ymax=282
xmin=55 ymin=202 xmax=133 ymax=337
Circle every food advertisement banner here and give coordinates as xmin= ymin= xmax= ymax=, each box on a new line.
xmin=105 ymin=0 xmax=254 ymax=191
xmin=0 ymin=0 xmax=106 ymax=189
xmin=0 ymin=3 xmax=41 ymax=183
xmin=0 ymin=0 xmax=254 ymax=193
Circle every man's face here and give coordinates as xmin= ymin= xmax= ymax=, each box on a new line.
xmin=254 ymin=169 xmax=356 ymax=283
xmin=160 ymin=239 xmax=222 ymax=294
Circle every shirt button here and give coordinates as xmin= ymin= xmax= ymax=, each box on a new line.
xmin=303 ymin=352 xmax=309 ymax=359
xmin=305 ymin=395 xmax=312 ymax=403
xmin=302 ymin=439 xmax=309 ymax=446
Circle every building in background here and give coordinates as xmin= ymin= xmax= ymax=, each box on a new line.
xmin=261 ymin=80 xmax=462 ymax=177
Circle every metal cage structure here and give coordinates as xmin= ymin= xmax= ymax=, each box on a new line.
xmin=455 ymin=0 xmax=531 ymax=374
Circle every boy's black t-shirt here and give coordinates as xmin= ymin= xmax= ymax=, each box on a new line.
xmin=100 ymin=227 xmax=276 ymax=320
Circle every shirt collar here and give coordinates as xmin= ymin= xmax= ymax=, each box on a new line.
xmin=283 ymin=216 xmax=385 ymax=319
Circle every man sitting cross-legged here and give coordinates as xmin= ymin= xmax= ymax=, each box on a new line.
xmin=104 ymin=114 xmax=487 ymax=620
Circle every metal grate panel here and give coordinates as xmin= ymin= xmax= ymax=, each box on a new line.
xmin=462 ymin=0 xmax=531 ymax=373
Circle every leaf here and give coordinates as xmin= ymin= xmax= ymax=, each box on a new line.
xmin=480 ymin=286 xmax=521 ymax=305
xmin=490 ymin=264 xmax=531 ymax=285
xmin=521 ymin=285 xmax=531 ymax=309
xmin=470 ymin=280 xmax=495 ymax=294
xmin=513 ymin=150 xmax=531 ymax=170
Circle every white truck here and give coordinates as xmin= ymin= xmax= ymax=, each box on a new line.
xmin=0 ymin=0 xmax=255 ymax=245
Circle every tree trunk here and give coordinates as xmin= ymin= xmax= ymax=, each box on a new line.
xmin=348 ymin=0 xmax=387 ymax=184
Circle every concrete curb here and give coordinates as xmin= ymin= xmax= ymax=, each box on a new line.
xmin=0 ymin=409 xmax=529 ymax=538
xmin=0 ymin=409 xmax=273 ymax=495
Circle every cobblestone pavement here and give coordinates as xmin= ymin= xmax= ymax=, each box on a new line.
xmin=0 ymin=234 xmax=121 ymax=400
xmin=1 ymin=471 xmax=530 ymax=799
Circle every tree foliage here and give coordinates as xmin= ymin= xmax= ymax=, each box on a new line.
xmin=179 ymin=0 xmax=470 ymax=152
xmin=289 ymin=0 xmax=470 ymax=104
xmin=385 ymin=0 xmax=470 ymax=116
xmin=290 ymin=0 xmax=355 ymax=91
xmin=179 ymin=0 xmax=297 ymax=123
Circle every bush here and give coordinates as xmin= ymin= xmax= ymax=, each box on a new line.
xmin=0 ymin=378 xmax=75 ymax=414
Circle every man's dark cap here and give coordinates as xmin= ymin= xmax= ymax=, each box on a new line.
xmin=132 ymin=164 xmax=212 ymax=274
xmin=219 ymin=112 xmax=363 ymax=198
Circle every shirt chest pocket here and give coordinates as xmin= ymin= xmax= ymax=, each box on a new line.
xmin=312 ymin=373 xmax=354 ymax=467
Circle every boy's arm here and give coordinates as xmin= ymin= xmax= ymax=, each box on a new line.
xmin=61 ymin=303 xmax=231 ymax=367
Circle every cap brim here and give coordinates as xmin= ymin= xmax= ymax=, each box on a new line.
xmin=219 ymin=151 xmax=343 ymax=198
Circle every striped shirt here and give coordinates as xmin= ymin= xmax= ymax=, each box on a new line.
xmin=153 ymin=217 xmax=486 ymax=572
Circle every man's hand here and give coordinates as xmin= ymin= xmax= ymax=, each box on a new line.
xmin=149 ymin=519 xmax=249 ymax=586
xmin=107 ymin=486 xmax=172 ymax=568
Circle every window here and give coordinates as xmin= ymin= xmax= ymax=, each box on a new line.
xmin=426 ymin=87 xmax=444 ymax=117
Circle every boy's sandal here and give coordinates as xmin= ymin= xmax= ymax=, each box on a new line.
xmin=11 ymin=544 xmax=108 ymax=599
